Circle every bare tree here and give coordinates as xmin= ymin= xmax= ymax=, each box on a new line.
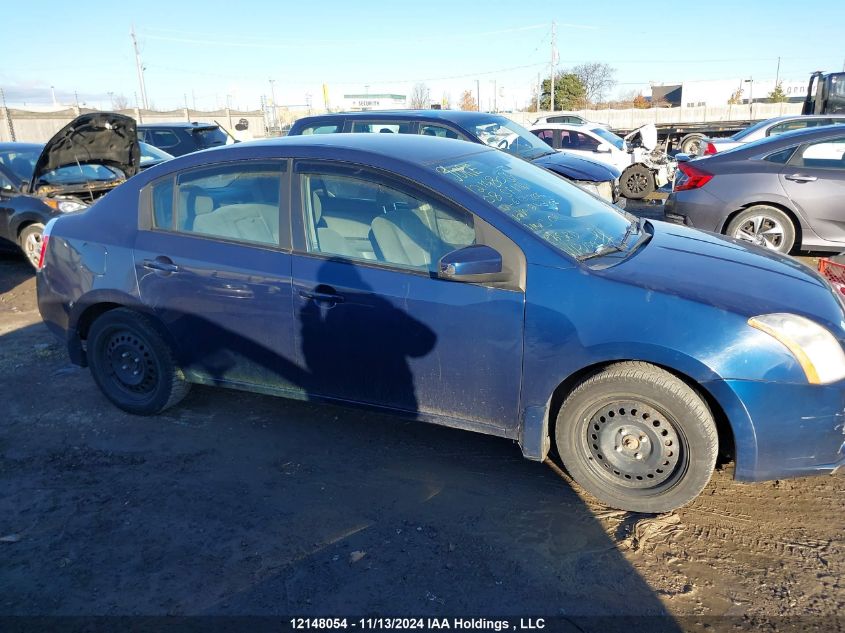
xmin=571 ymin=62 xmax=616 ymax=107
xmin=410 ymin=82 xmax=430 ymax=109
xmin=112 ymin=94 xmax=129 ymax=110
xmin=458 ymin=90 xmax=478 ymax=111
xmin=441 ymin=91 xmax=452 ymax=109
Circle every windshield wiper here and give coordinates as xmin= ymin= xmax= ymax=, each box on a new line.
xmin=576 ymin=219 xmax=640 ymax=262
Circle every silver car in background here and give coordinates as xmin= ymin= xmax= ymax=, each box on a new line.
xmin=665 ymin=125 xmax=845 ymax=254
xmin=697 ymin=115 xmax=845 ymax=156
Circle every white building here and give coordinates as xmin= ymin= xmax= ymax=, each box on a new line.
xmin=651 ymin=78 xmax=809 ymax=108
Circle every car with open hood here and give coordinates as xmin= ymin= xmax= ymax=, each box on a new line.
xmin=36 ymin=133 xmax=845 ymax=513
xmin=0 ymin=112 xmax=140 ymax=267
xmin=287 ymin=110 xmax=624 ymax=205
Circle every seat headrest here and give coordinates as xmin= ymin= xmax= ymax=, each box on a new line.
xmin=194 ymin=195 xmax=214 ymax=216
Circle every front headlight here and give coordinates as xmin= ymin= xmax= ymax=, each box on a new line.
xmin=748 ymin=313 xmax=845 ymax=384
xmin=57 ymin=200 xmax=88 ymax=213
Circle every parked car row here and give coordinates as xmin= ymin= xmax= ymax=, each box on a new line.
xmin=33 ymin=124 xmax=845 ymax=513
xmin=286 ymin=110 xmax=625 ymax=206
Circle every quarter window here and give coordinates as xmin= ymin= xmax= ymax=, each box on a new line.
xmin=299 ymin=167 xmax=475 ymax=272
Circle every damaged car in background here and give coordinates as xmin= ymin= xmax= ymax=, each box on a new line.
xmin=530 ymin=122 xmax=676 ymax=199
xmin=0 ymin=113 xmax=140 ymax=267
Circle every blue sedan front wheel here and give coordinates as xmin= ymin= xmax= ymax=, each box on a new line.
xmin=556 ymin=362 xmax=718 ymax=513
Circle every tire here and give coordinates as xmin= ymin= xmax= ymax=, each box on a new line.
xmin=87 ymin=308 xmax=190 ymax=415
xmin=619 ymin=165 xmax=655 ymax=199
xmin=679 ymin=133 xmax=705 ymax=155
xmin=554 ymin=362 xmax=718 ymax=513
xmin=18 ymin=223 xmax=45 ymax=269
xmin=725 ymin=205 xmax=796 ymax=254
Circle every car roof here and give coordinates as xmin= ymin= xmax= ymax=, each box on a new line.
xmin=296 ymin=109 xmax=506 ymax=125
xmin=137 ymin=122 xmax=219 ymax=129
xmin=0 ymin=142 xmax=43 ymax=152
xmin=155 ymin=133 xmax=492 ymax=170
xmin=758 ymin=114 xmax=845 ymax=125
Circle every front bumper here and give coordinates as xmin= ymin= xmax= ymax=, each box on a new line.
xmin=705 ymin=377 xmax=845 ymax=482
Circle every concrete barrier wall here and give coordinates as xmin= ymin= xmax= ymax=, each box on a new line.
xmin=0 ymin=107 xmax=266 ymax=144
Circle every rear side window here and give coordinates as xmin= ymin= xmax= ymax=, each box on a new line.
xmin=148 ymin=130 xmax=180 ymax=148
xmin=151 ymin=161 xmax=286 ymax=246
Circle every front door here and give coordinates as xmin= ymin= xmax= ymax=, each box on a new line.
xmin=779 ymin=134 xmax=845 ymax=243
xmin=133 ymin=159 xmax=304 ymax=393
xmin=290 ymin=160 xmax=525 ymax=434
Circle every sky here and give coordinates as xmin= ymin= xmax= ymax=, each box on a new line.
xmin=2 ymin=0 xmax=844 ymax=112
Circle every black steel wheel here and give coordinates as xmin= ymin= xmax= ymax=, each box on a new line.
xmin=88 ymin=308 xmax=190 ymax=415
xmin=619 ymin=165 xmax=655 ymax=199
xmin=555 ymin=362 xmax=718 ymax=513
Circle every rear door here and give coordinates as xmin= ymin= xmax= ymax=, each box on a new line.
xmin=133 ymin=159 xmax=304 ymax=393
xmin=289 ymin=159 xmax=525 ymax=433
xmin=779 ymin=134 xmax=845 ymax=243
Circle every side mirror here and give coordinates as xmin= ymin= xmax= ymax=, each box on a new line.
xmin=438 ymin=244 xmax=507 ymax=283
xmin=595 ymin=143 xmax=612 ymax=153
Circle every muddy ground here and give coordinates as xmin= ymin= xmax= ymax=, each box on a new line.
xmin=0 ymin=218 xmax=843 ymax=631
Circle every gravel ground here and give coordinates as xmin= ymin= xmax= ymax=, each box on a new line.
xmin=0 ymin=232 xmax=843 ymax=632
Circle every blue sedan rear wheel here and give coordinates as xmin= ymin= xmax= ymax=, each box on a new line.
xmin=87 ymin=308 xmax=191 ymax=415
xmin=555 ymin=361 xmax=718 ymax=513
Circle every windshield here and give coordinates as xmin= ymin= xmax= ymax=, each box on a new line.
xmin=0 ymin=147 xmax=40 ymax=181
xmin=731 ymin=119 xmax=772 ymax=141
xmin=140 ymin=141 xmax=173 ymax=165
xmin=40 ymin=164 xmax=121 ymax=185
xmin=433 ymin=149 xmax=632 ymax=259
xmin=591 ymin=127 xmax=625 ymax=150
xmin=467 ymin=115 xmax=554 ymax=160
xmin=192 ymin=126 xmax=228 ymax=148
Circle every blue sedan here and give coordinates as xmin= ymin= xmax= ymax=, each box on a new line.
xmin=36 ymin=134 xmax=845 ymax=512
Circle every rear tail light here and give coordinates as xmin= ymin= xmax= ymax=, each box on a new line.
xmin=703 ymin=142 xmax=718 ymax=155
xmin=674 ymin=161 xmax=713 ymax=192
xmin=37 ymin=219 xmax=57 ymax=271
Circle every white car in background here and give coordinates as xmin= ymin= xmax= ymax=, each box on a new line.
xmin=532 ymin=112 xmax=611 ymax=129
xmin=530 ymin=122 xmax=675 ymax=199
xmin=697 ymin=114 xmax=845 ymax=156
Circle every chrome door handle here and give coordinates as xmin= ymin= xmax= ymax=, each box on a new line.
xmin=785 ymin=174 xmax=817 ymax=182
xmin=298 ymin=289 xmax=344 ymax=304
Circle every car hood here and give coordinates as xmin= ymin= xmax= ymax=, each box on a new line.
xmin=30 ymin=112 xmax=140 ymax=190
xmin=624 ymin=123 xmax=658 ymax=151
xmin=531 ymin=151 xmax=621 ymax=182
xmin=602 ymin=221 xmax=844 ymax=328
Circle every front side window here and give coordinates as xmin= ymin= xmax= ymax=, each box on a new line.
xmin=419 ymin=124 xmax=466 ymax=140
xmin=299 ymin=166 xmax=475 ymax=272
xmin=791 ymin=136 xmax=845 ymax=170
xmin=433 ymin=149 xmax=630 ymax=259
xmin=152 ymin=161 xmax=284 ymax=246
xmin=533 ymin=129 xmax=554 ymax=146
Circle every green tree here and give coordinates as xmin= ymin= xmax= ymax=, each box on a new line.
xmin=768 ymin=82 xmax=788 ymax=103
xmin=538 ymin=72 xmax=586 ymax=111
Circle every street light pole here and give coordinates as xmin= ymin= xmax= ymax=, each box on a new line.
xmin=269 ymin=79 xmax=277 ymax=128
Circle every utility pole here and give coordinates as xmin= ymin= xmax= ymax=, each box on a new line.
xmin=536 ymin=72 xmax=541 ymax=112
xmin=775 ymin=56 xmax=781 ymax=86
xmin=269 ymin=79 xmax=277 ymax=128
xmin=50 ymin=85 xmax=57 ymax=107
xmin=0 ymin=88 xmax=16 ymax=141
xmin=476 ymin=79 xmax=480 ymax=112
xmin=550 ymin=20 xmax=556 ymax=112
xmin=493 ymin=79 xmax=497 ymax=112
xmin=130 ymin=25 xmax=149 ymax=109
